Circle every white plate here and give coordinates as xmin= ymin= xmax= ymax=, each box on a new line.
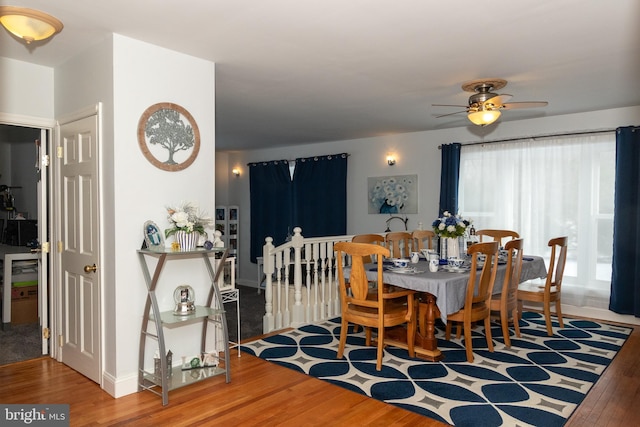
xmin=387 ymin=266 xmax=416 ymax=273
xmin=392 ymin=268 xmax=422 ymax=274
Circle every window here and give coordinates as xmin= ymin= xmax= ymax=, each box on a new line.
xmin=459 ymin=133 xmax=615 ymax=309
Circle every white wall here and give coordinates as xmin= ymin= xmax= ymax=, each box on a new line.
xmin=0 ymin=57 xmax=54 ymax=119
xmin=217 ymin=105 xmax=640 ymax=289
xmin=215 ymin=151 xmax=230 ymax=206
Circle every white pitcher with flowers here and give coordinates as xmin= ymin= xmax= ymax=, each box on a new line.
xmin=431 ymin=211 xmax=472 ymax=260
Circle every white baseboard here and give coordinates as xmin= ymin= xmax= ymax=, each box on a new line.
xmin=102 ymin=371 xmax=138 ymax=398
xmin=100 ymin=372 xmax=116 ymax=398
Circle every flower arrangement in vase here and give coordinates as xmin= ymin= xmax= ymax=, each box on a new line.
xmin=165 ymin=201 xmax=213 ymax=251
xmin=432 ymin=211 xmax=472 ymax=259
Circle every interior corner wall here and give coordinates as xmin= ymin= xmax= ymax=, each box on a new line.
xmin=111 ymin=34 xmax=216 ymax=397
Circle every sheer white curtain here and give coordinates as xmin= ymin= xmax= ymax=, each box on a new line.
xmin=459 ymin=133 xmax=615 ymax=309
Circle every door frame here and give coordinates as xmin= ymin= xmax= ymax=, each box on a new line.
xmin=0 ymin=112 xmax=55 ymax=355
xmin=37 ymin=128 xmax=50 ymax=355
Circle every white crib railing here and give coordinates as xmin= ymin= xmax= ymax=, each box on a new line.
xmin=262 ymin=227 xmax=357 ymax=334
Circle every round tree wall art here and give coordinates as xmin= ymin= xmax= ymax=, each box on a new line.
xmin=137 ymin=102 xmax=201 ymax=171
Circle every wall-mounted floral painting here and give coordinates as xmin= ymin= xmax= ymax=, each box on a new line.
xmin=368 ymin=174 xmax=418 ymax=214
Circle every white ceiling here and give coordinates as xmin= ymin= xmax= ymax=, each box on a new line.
xmin=1 ymin=0 xmax=639 ymax=151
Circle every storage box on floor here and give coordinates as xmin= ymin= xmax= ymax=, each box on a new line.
xmin=11 ymin=259 xmax=38 ymax=324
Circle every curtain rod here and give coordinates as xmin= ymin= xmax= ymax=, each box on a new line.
xmin=289 ymin=153 xmax=350 ymax=162
xmin=437 ymin=128 xmax=615 ymax=149
xmin=249 ymin=153 xmax=350 ymax=165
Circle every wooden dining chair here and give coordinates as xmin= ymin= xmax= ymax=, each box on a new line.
xmin=350 ymin=234 xmax=385 ymax=332
xmin=352 ymin=234 xmax=385 ymax=263
xmin=412 ymin=230 xmax=436 ymax=251
xmin=335 ymin=241 xmax=417 ymax=371
xmin=518 ymin=236 xmax=568 ymax=336
xmin=384 ymin=231 xmax=412 ymax=258
xmin=445 ymin=241 xmax=499 ymax=363
xmin=477 ymin=229 xmax=520 ymax=247
xmin=489 ymin=238 xmax=524 ymax=347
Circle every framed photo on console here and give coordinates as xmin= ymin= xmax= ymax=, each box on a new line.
xmin=143 ymin=220 xmax=165 ymax=249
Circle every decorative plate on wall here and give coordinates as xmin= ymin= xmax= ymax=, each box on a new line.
xmin=137 ymin=102 xmax=200 ymax=171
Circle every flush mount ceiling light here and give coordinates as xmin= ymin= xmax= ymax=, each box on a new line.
xmin=0 ymin=6 xmax=63 ymax=44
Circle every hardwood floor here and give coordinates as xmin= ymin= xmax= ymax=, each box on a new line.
xmin=1 ymin=323 xmax=638 ymax=426
xmin=0 ymin=349 xmax=437 ymax=426
xmin=564 ymin=321 xmax=640 ymax=427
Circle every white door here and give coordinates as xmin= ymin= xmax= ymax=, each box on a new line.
xmin=58 ymin=111 xmax=101 ymax=383
xmin=37 ymin=129 xmax=49 ymax=355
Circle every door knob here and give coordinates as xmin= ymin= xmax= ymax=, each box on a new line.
xmin=84 ymin=264 xmax=97 ymax=273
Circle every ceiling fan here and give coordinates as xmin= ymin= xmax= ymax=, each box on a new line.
xmin=433 ymin=78 xmax=548 ymax=126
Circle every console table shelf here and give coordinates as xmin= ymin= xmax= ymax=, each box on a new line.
xmin=149 ymin=306 xmax=225 ymax=326
xmin=137 ymin=247 xmax=231 ymax=405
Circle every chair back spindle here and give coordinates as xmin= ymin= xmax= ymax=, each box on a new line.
xmin=385 ymin=231 xmax=412 ymax=258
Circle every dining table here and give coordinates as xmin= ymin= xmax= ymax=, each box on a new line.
xmin=362 ymin=255 xmax=547 ymax=361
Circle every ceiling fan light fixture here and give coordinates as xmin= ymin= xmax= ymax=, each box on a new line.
xmin=0 ymin=6 xmax=63 ymax=44
xmin=435 ymin=78 xmax=548 ymax=125
xmin=467 ymin=108 xmax=501 ymax=126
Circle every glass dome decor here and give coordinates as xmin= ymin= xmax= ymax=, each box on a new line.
xmin=173 ymin=284 xmax=195 ymax=315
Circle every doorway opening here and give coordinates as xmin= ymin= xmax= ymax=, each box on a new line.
xmin=0 ymin=122 xmax=51 ymax=364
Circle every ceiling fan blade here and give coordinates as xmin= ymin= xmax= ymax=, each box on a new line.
xmin=501 ymin=101 xmax=548 ymax=110
xmin=435 ymin=110 xmax=467 ymax=118
xmin=484 ymin=94 xmax=512 ymax=107
xmin=432 ymin=104 xmax=468 ymax=108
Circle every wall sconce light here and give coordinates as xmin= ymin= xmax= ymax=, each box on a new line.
xmin=0 ymin=6 xmax=64 ymax=44
xmin=232 ymin=168 xmax=241 ymax=177
xmin=386 ymin=155 xmax=396 ymax=166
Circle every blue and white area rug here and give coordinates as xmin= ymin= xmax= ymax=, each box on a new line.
xmin=242 ymin=312 xmax=631 ymax=427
